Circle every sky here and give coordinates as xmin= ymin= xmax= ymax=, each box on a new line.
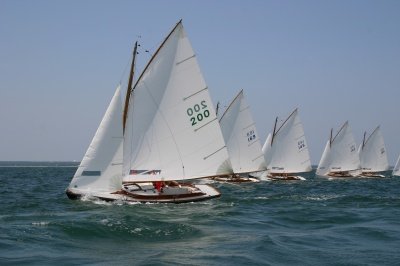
xmin=1 ymin=0 xmax=400 ymax=165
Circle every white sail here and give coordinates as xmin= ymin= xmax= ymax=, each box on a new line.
xmin=261 ymin=133 xmax=273 ymax=168
xmin=123 ymin=21 xmax=232 ymax=183
xmin=393 ymin=155 xmax=400 ymax=176
xmin=219 ymin=90 xmax=266 ymax=173
xmin=68 ymin=85 xmax=123 ymax=193
xmin=358 ymin=126 xmax=389 ymax=173
xmin=316 ymin=121 xmax=361 ymax=176
xmin=265 ymin=108 xmax=312 ymax=173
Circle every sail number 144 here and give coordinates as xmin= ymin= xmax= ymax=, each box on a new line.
xmin=187 ymin=100 xmax=210 ymax=126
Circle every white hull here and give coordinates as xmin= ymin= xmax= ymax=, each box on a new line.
xmin=66 ymin=184 xmax=220 ymax=203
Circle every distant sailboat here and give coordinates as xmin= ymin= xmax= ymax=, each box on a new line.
xmin=316 ymin=121 xmax=361 ymax=178
xmin=261 ymin=108 xmax=311 ymax=180
xmin=215 ymin=90 xmax=265 ymax=182
xmin=393 ymin=155 xmax=400 ymax=176
xmin=358 ymin=126 xmax=389 ymax=178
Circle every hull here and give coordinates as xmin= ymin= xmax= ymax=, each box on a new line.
xmin=211 ymin=174 xmax=260 ymax=183
xmin=255 ymin=171 xmax=306 ymax=181
xmin=66 ymin=184 xmax=221 ymax=204
xmin=267 ymin=174 xmax=306 ymax=181
xmin=360 ymin=172 xmax=386 ymax=178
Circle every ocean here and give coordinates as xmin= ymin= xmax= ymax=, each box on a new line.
xmin=1 ymin=162 xmax=399 ymax=265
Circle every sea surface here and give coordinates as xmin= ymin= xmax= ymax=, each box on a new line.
xmin=1 ymin=162 xmax=400 ymax=265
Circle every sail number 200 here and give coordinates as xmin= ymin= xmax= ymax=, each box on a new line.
xmin=187 ymin=100 xmax=210 ymax=126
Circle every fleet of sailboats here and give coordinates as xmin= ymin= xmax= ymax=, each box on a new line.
xmin=261 ymin=108 xmax=312 ymax=181
xmin=66 ymin=20 xmax=399 ymax=204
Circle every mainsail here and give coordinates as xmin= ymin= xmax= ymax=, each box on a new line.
xmin=219 ymin=90 xmax=266 ymax=173
xmin=264 ymin=108 xmax=312 ymax=173
xmin=316 ymin=121 xmax=361 ymax=176
xmin=123 ymin=20 xmax=232 ymax=183
xmin=68 ymin=85 xmax=124 ymax=193
xmin=358 ymin=126 xmax=389 ymax=173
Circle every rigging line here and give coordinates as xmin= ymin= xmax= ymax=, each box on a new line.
xmin=204 ymin=146 xmax=226 ymax=160
xmin=183 ymin=87 xmax=208 ymax=101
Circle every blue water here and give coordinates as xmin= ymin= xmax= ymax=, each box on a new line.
xmin=1 ymin=162 xmax=400 ymax=265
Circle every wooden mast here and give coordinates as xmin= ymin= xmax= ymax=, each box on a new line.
xmin=123 ymin=41 xmax=138 ymax=134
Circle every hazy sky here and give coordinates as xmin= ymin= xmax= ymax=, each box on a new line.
xmin=1 ymin=0 xmax=399 ymax=164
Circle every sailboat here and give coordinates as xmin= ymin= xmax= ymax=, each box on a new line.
xmin=316 ymin=121 xmax=362 ymax=178
xmin=214 ymin=89 xmax=265 ymax=182
xmin=67 ymin=20 xmax=232 ymax=203
xmin=393 ymin=155 xmax=400 ymax=176
xmin=260 ymin=108 xmax=312 ymax=180
xmin=358 ymin=126 xmax=389 ymax=178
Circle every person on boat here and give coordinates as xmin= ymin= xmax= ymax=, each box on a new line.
xmin=153 ymin=181 xmax=164 ymax=192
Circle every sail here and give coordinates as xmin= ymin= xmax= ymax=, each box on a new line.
xmin=266 ymin=108 xmax=312 ymax=173
xmin=69 ymin=85 xmax=123 ymax=192
xmin=123 ymin=21 xmax=232 ymax=183
xmin=358 ymin=126 xmax=389 ymax=172
xmin=262 ymin=133 xmax=273 ymax=168
xmin=316 ymin=121 xmax=361 ymax=176
xmin=393 ymin=155 xmax=400 ymax=176
xmin=219 ymin=90 xmax=266 ymax=173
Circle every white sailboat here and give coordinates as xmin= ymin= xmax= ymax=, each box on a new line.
xmin=120 ymin=20 xmax=232 ymax=202
xmin=67 ymin=21 xmax=231 ymax=203
xmin=358 ymin=126 xmax=389 ymax=178
xmin=316 ymin=121 xmax=361 ymax=178
xmin=261 ymin=108 xmax=311 ymax=180
xmin=393 ymin=155 xmax=400 ymax=176
xmin=215 ymin=89 xmax=265 ymax=182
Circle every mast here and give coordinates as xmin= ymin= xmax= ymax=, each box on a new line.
xmin=329 ymin=128 xmax=333 ymax=147
xmin=271 ymin=116 xmax=278 ymax=146
xmin=362 ymin=131 xmax=366 ymax=150
xmin=123 ymin=41 xmax=138 ymax=134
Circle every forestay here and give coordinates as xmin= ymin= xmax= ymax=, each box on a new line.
xmin=69 ymin=86 xmax=123 ymax=193
xmin=219 ymin=90 xmax=266 ymax=173
xmin=358 ymin=126 xmax=389 ymax=173
xmin=317 ymin=121 xmax=361 ymax=176
xmin=123 ymin=21 xmax=232 ymax=183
